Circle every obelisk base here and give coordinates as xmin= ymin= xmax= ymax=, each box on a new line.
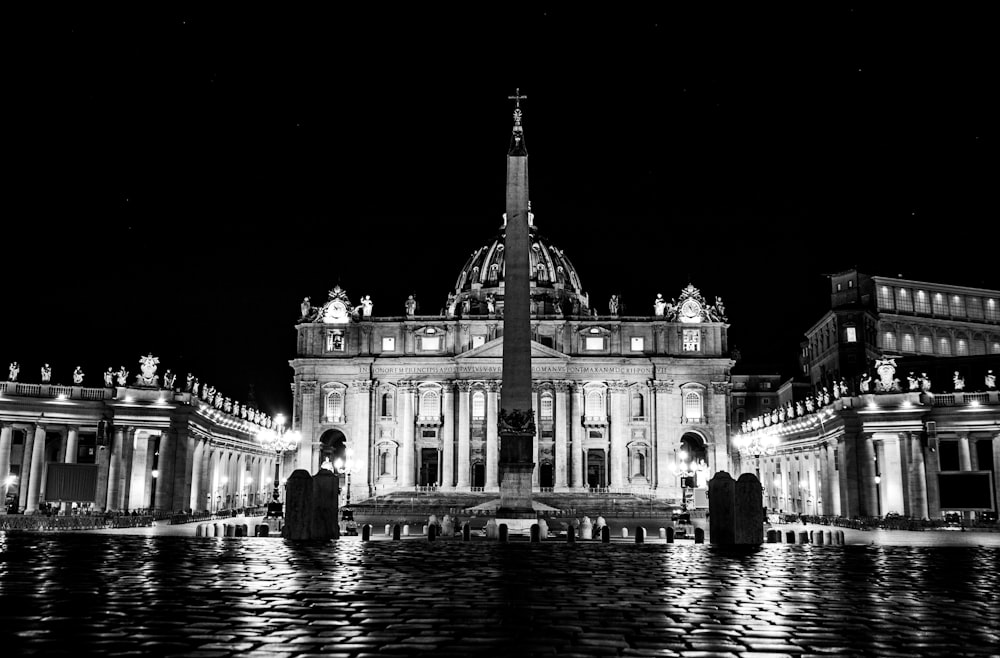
xmin=496 ymin=462 xmax=537 ymax=534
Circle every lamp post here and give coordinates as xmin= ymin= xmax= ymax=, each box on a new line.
xmin=257 ymin=413 xmax=301 ymax=503
xmin=333 ymin=447 xmax=354 ymax=507
xmin=3 ymin=475 xmax=17 ymax=513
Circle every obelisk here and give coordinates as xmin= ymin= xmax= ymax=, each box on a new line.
xmin=497 ymin=89 xmax=536 ymax=522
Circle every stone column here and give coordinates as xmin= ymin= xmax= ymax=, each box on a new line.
xmin=828 ymin=443 xmax=842 ymax=516
xmin=993 ymin=434 xmax=1000 ymax=520
xmin=838 ymin=436 xmax=856 ymax=517
xmin=570 ymin=383 xmax=585 ymax=490
xmin=531 ymin=384 xmax=540 ymax=489
xmin=398 ymin=383 xmax=415 ymax=488
xmin=441 ymin=382 xmax=455 ymax=489
xmin=129 ymin=433 xmax=150 ymax=511
xmin=924 ymin=432 xmax=942 ymax=520
xmin=958 ymin=433 xmax=973 ymax=522
xmin=19 ymin=426 xmax=36 ymax=509
xmin=653 ymin=381 xmax=671 ymax=494
xmin=609 ymin=382 xmax=628 ymax=489
xmin=554 ymin=382 xmax=569 ymax=491
xmin=106 ymin=426 xmax=124 ymax=511
xmin=881 ymin=434 xmax=904 ymax=516
xmin=486 ymin=381 xmax=499 ymax=490
xmin=154 ymin=429 xmax=174 ymax=513
xmin=457 ymin=382 xmax=471 ymax=489
xmin=0 ymin=424 xmax=13 ymax=495
xmin=190 ymin=439 xmax=205 ymax=512
xmin=297 ymin=381 xmax=318 ymax=472
xmin=907 ymin=432 xmax=929 ymax=520
xmin=120 ymin=427 xmax=136 ymax=511
xmin=25 ymin=425 xmax=47 ymax=513
xmin=859 ymin=434 xmax=878 ymax=517
xmin=64 ymin=426 xmax=79 ymax=464
xmin=350 ymin=380 xmax=372 ymax=501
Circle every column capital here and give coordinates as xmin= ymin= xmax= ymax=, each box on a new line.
xmin=650 ymin=379 xmax=675 ymax=393
xmin=609 ymin=380 xmax=630 ymax=392
xmin=554 ymin=380 xmax=572 ymax=393
xmin=456 ymin=380 xmax=472 ymax=392
xmin=350 ymin=380 xmax=374 ymax=391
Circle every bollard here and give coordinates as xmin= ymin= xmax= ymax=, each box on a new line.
xmin=694 ymin=527 xmax=705 ymax=544
xmin=815 ymin=530 xmax=825 ymax=545
xmin=242 ymin=523 xmax=249 ymax=537
xmin=824 ymin=530 xmax=832 ymax=545
xmin=421 ymin=524 xmax=427 ymax=536
xmin=385 ymin=524 xmax=391 ymax=536
xmin=530 ymin=524 xmax=540 ymax=543
xmin=635 ymin=527 xmax=645 ymax=544
xmin=809 ymin=530 xmax=815 ymax=543
xmin=403 ymin=524 xmax=410 ymax=537
xmin=601 ymin=525 xmax=610 ymax=543
xmin=462 ymin=522 xmax=471 ymax=541
xmin=785 ymin=530 xmax=796 ymax=543
xmin=428 ymin=524 xmax=437 ymax=542
xmin=225 ymin=524 xmax=235 ymax=537
xmin=666 ymin=526 xmax=675 ymax=543
xmin=499 ymin=524 xmax=509 ymax=543
xmin=798 ymin=531 xmax=810 ymax=544
xmin=836 ymin=530 xmax=845 ymax=545
xmin=659 ymin=527 xmax=666 ymax=540
xmin=767 ymin=529 xmax=778 ymax=543
xmin=362 ymin=524 xmax=371 ymax=541
xmin=214 ymin=523 xmax=223 ymax=537
xmin=196 ymin=524 xmax=205 ymax=537
xmin=259 ymin=524 xmax=270 ymax=537
xmin=253 ymin=524 xmax=261 ymax=537
xmin=236 ymin=525 xmax=246 ymax=537
xmin=393 ymin=524 xmax=401 ymax=540
xmin=621 ymin=527 xmax=629 ymax=539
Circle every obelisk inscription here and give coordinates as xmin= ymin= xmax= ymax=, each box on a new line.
xmin=497 ymin=89 xmax=536 ymax=517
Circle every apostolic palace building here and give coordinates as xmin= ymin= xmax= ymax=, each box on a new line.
xmin=1 ymin=101 xmax=998 ymax=524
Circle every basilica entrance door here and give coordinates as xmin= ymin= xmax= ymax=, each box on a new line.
xmin=419 ymin=448 xmax=438 ymax=486
xmin=472 ymin=463 xmax=485 ymax=488
xmin=587 ymin=449 xmax=606 ymax=489
xmin=539 ymin=463 xmax=553 ymax=488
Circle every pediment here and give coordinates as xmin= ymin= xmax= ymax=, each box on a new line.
xmin=457 ymin=337 xmax=569 ymax=361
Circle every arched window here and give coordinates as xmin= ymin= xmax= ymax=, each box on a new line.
xmin=472 ymin=391 xmax=485 ymax=419
xmin=956 ymin=336 xmax=968 ymax=356
xmin=420 ymin=390 xmax=440 ymax=418
xmin=631 ymin=391 xmax=644 ymax=418
xmin=380 ymin=392 xmax=394 ymax=417
xmin=586 ymin=391 xmax=604 ymax=417
xmin=901 ymin=333 xmax=916 ymax=353
xmin=379 ymin=451 xmax=389 ymax=475
xmin=684 ymin=392 xmax=702 ymax=421
xmin=918 ymin=334 xmax=933 ymax=354
xmin=326 ymin=391 xmax=344 ymax=422
xmin=540 ymin=393 xmax=553 ymax=419
xmin=937 ymin=336 xmax=952 ymax=356
xmin=634 ymin=452 xmax=646 ymax=477
xmin=882 ymin=330 xmax=897 ymax=352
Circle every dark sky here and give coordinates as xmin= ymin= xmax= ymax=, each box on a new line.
xmin=4 ymin=6 xmax=995 ymax=416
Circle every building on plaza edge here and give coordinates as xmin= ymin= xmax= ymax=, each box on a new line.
xmin=290 ymin=103 xmax=735 ymax=504
xmin=732 ymin=269 xmax=1000 ymax=522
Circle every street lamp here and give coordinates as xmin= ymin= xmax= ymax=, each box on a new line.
xmin=257 ymin=413 xmax=301 ymax=503
xmin=333 ymin=448 xmax=354 ymax=507
xmin=3 ymin=475 xmax=17 ymax=513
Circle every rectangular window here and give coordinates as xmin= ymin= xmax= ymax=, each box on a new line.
xmin=914 ymin=290 xmax=931 ymax=314
xmin=883 ymin=331 xmax=897 ymax=352
xmin=630 ymin=336 xmax=644 ymax=351
xmin=895 ymin=288 xmax=913 ymax=312
xmin=985 ymin=298 xmax=999 ymax=322
xmin=967 ymin=296 xmax=984 ymax=320
xmin=585 ymin=336 xmax=604 ymax=351
xmin=736 ymin=397 xmax=745 ymax=406
xmin=932 ymin=292 xmax=948 ymax=315
xmin=327 ymin=333 xmax=345 ymax=351
xmin=589 ymin=431 xmax=602 ymax=439
xmin=845 ymin=327 xmax=857 ymax=343
xmin=682 ymin=329 xmax=700 ymax=352
xmin=760 ymin=382 xmax=771 ymax=390
xmin=877 ymin=285 xmax=894 ymax=310
xmin=381 ymin=336 xmax=396 ymax=351
xmin=421 ymin=430 xmax=437 ymax=439
xmin=919 ymin=335 xmax=933 ymax=354
xmin=539 ymin=335 xmax=554 ymax=348
xmin=472 ymin=335 xmax=486 ymax=349
xmin=950 ymin=295 xmax=966 ymax=318
xmin=420 ymin=336 xmax=441 ymax=351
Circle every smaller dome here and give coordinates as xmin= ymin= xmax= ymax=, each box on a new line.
xmin=451 ymin=217 xmax=589 ymax=317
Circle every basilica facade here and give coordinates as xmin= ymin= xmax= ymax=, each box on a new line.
xmin=290 ymin=111 xmax=734 ymax=504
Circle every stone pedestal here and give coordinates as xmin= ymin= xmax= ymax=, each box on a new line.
xmin=282 ymin=469 xmax=314 ymax=540
xmin=708 ymin=471 xmax=736 ymax=545
xmin=734 ymin=473 xmax=764 ymax=545
xmin=310 ymin=469 xmax=338 ymax=540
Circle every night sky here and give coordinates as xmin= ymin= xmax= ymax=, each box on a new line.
xmin=4 ymin=6 xmax=994 ymax=417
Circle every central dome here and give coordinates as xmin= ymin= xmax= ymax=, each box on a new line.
xmin=450 ymin=212 xmax=590 ymax=317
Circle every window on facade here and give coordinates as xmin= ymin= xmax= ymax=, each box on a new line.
xmin=877 ymin=286 xmax=894 ymax=310
xmin=635 ymin=452 xmax=646 ymax=476
xmin=736 ymin=397 xmax=745 ymax=406
xmin=586 ymin=391 xmax=604 ymax=416
xmin=420 ymin=336 xmax=440 ymax=351
xmin=683 ymin=329 xmax=700 ymax=352
xmin=472 ymin=335 xmax=486 ymax=349
xmin=883 ymin=331 xmax=897 ymax=352
xmin=631 ymin=391 xmax=644 ymax=417
xmin=630 ymin=336 xmax=644 ymax=351
xmin=684 ymin=392 xmax=702 ymax=421
xmin=895 ymin=288 xmax=913 ymax=312
xmin=950 ymin=295 xmax=966 ymax=318
xmin=472 ymin=391 xmax=485 ymax=419
xmin=381 ymin=336 xmax=395 ymax=351
xmin=914 ymin=290 xmax=931 ymax=314
xmin=760 ymin=382 xmax=771 ymax=390
xmin=967 ymin=297 xmax=984 ymax=320
xmin=327 ymin=333 xmax=345 ymax=351
xmin=971 ymin=336 xmax=986 ymax=355
xmin=589 ymin=430 xmax=602 ymax=439
xmin=540 ymin=394 xmax=554 ymax=419
xmin=956 ymin=337 xmax=969 ymax=356
xmin=326 ymin=391 xmax=344 ymax=421
xmin=992 ymin=341 xmax=1000 ymax=354
xmin=845 ymin=327 xmax=857 ymax=343
xmin=379 ymin=452 xmax=389 ymax=475
xmin=938 ymin=337 xmax=952 ymax=355
xmin=585 ymin=336 xmax=604 ymax=351
xmin=539 ymin=335 xmax=554 ymax=348
xmin=848 ymin=279 xmax=854 ymax=288
xmin=901 ymin=333 xmax=915 ymax=352
xmin=919 ymin=335 xmax=933 ymax=354
xmin=836 ymin=283 xmax=842 ymax=291
xmin=985 ymin=298 xmax=1000 ymax=322
xmin=932 ymin=293 xmax=948 ymax=315
xmin=420 ymin=390 xmax=440 ymax=417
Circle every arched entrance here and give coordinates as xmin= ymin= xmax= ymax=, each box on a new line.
xmin=319 ymin=429 xmax=347 ymax=497
xmin=472 ymin=462 xmax=485 ymax=488
xmin=539 ymin=462 xmax=554 ymax=488
xmin=586 ymin=449 xmax=606 ymax=489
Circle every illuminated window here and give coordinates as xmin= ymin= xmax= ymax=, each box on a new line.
xmin=950 ymin=295 xmax=966 ymax=317
xmin=932 ymin=293 xmax=948 ymax=315
xmin=683 ymin=329 xmax=700 ymax=352
xmin=992 ymin=341 xmax=1000 ymax=354
xmin=985 ymin=298 xmax=999 ymax=322
xmin=630 ymin=336 xmax=644 ymax=351
xmin=914 ymin=290 xmax=931 ymax=314
xmin=325 ymin=391 xmax=344 ymax=421
xmin=937 ymin=337 xmax=951 ymax=355
xmin=901 ymin=333 xmax=915 ymax=352
xmin=845 ymin=327 xmax=857 ymax=343
xmin=967 ymin=297 xmax=984 ymax=320
xmin=381 ymin=336 xmax=395 ymax=351
xmin=877 ymin=286 xmax=894 ymax=310
xmin=540 ymin=393 xmax=554 ymax=419
xmin=895 ymin=288 xmax=913 ymax=313
xmin=585 ymin=391 xmax=604 ymax=416
xmin=684 ymin=392 xmax=702 ymax=421
xmin=472 ymin=391 xmax=485 ymax=419
xmin=919 ymin=335 xmax=933 ymax=354
xmin=327 ymin=332 xmax=345 ymax=352
xmin=882 ymin=331 xmax=897 ymax=351
xmin=420 ymin=390 xmax=440 ymax=417
xmin=956 ymin=338 xmax=968 ymax=356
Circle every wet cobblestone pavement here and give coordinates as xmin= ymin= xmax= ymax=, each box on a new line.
xmin=1 ymin=533 xmax=998 ymax=657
